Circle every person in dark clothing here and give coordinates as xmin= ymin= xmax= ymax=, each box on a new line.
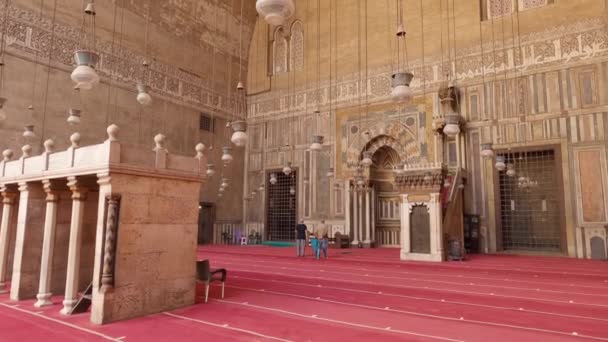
xmin=295 ymin=220 xmax=309 ymax=257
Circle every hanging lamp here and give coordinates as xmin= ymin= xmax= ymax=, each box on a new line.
xmin=23 ymin=105 xmax=35 ymax=139
xmin=289 ymin=185 xmax=296 ymax=196
xmin=391 ymin=71 xmax=414 ymax=102
xmin=23 ymin=125 xmax=35 ymax=139
xmin=360 ymin=151 xmax=373 ymax=167
xmin=481 ymin=143 xmax=494 ymax=158
xmin=71 ymin=1 xmax=100 ymax=90
xmin=256 ymin=0 xmax=295 ymax=26
xmin=270 ymin=173 xmax=278 ymax=185
xmin=391 ymin=4 xmax=414 ymax=102
xmin=230 ymin=120 xmax=248 ymax=147
xmin=495 ymin=155 xmax=506 ymax=171
xmin=220 ymin=178 xmax=229 ymax=189
xmin=310 ymin=135 xmax=324 ymax=151
xmin=137 ymin=6 xmax=153 ymax=106
xmin=67 ymin=109 xmax=82 ymax=126
xmin=221 ymin=146 xmax=233 ymax=165
xmin=506 ymin=163 xmax=516 ymax=177
xmin=232 ymin=5 xmax=248 ymax=148
xmin=206 ymin=163 xmax=216 ymax=177
xmin=282 ymin=162 xmax=292 ymax=176
xmin=136 ymin=82 xmax=152 ymax=106
xmin=443 ymin=112 xmax=461 ymax=136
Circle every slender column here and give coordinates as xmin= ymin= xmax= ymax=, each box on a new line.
xmin=0 ymin=187 xmax=17 ymax=293
xmin=34 ymin=180 xmax=60 ymax=307
xmin=400 ymin=194 xmax=410 ymax=255
xmin=61 ymin=177 xmax=88 ymax=315
xmin=430 ymin=193 xmax=443 ymax=259
xmin=371 ymin=187 xmax=376 ymax=245
xmin=358 ymin=190 xmax=363 ymax=246
xmin=10 ymin=182 xmax=32 ymax=300
xmin=364 ymin=187 xmax=371 ymax=245
xmin=351 ymin=187 xmax=359 ymax=246
xmin=345 ymin=182 xmax=351 ymax=237
xmin=100 ymin=194 xmax=120 ymax=293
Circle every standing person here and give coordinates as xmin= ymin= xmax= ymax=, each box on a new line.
xmin=295 ymin=219 xmax=308 ymax=257
xmin=313 ymin=220 xmax=329 ymax=260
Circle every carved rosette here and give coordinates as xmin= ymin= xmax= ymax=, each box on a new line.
xmin=100 ymin=194 xmax=121 ymax=293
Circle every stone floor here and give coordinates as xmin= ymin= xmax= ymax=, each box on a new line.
xmin=1 ymin=245 xmax=607 ymax=341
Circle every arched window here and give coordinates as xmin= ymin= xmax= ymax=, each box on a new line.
xmin=290 ymin=21 xmax=304 ymax=72
xmin=273 ymin=28 xmax=288 ymax=75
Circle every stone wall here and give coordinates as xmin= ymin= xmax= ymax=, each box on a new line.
xmin=245 ymin=0 xmax=608 ymax=257
xmin=0 ymin=0 xmax=255 ymax=226
xmin=91 ymin=173 xmax=201 ymax=324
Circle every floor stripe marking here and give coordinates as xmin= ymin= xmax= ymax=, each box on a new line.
xmin=210 ymin=256 xmax=608 ymax=295
xmin=0 ymin=303 xmax=123 ymax=341
xmin=163 ymin=312 xmax=292 ymax=342
xmin=216 ymin=299 xmax=464 ymax=342
xmin=224 ymin=285 xmax=608 ymax=341
xmin=209 ymin=253 xmax=607 ymax=290
xmin=200 ymin=249 xmax=608 ymax=277
xmin=215 ymin=262 xmax=608 ymax=308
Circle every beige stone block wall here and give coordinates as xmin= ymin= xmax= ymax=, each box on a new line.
xmin=91 ymin=173 xmax=201 ymax=324
xmin=0 ymin=0 xmax=253 ymax=230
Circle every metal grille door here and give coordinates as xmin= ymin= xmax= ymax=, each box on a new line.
xmin=498 ymin=150 xmax=563 ymax=252
xmin=266 ymin=171 xmax=297 ymax=241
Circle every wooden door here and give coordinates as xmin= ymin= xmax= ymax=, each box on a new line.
xmin=410 ymin=205 xmax=431 ymax=254
xmin=198 ymin=203 xmax=215 ymax=245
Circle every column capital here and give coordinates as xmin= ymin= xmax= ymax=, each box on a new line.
xmin=42 ymin=179 xmax=62 ymax=203
xmin=17 ymin=182 xmax=29 ymax=193
xmin=0 ymin=186 xmax=17 ymax=205
xmin=97 ymin=173 xmax=111 ymax=186
xmin=67 ymin=177 xmax=88 ymax=201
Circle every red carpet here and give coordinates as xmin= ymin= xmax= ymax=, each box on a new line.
xmin=1 ymin=246 xmax=607 ymax=341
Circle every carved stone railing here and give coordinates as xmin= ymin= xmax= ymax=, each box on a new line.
xmin=0 ymin=125 xmax=208 ymax=183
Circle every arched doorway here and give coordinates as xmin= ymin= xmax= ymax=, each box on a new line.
xmin=369 ymin=145 xmax=401 ymax=247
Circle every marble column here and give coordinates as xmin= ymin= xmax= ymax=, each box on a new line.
xmin=61 ymin=177 xmax=87 ymax=315
xmin=400 ymin=194 xmax=410 ymax=255
xmin=364 ymin=187 xmax=371 ymax=246
xmin=10 ymin=182 xmax=34 ymax=300
xmin=351 ymin=187 xmax=359 ymax=246
xmin=358 ymin=189 xmax=363 ymax=247
xmin=0 ymin=187 xmax=17 ymax=294
xmin=430 ymin=193 xmax=443 ymax=258
xmin=34 ymin=180 xmax=60 ymax=307
xmin=371 ymin=187 xmax=376 ymax=245
xmin=345 ymin=182 xmax=351 ymax=239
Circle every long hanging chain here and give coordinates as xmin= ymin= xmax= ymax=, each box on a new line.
xmin=39 ymin=0 xmax=58 ymax=146
xmin=104 ymin=0 xmax=119 ymax=126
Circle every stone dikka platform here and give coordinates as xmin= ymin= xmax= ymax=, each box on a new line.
xmin=0 ymin=125 xmax=207 ymax=324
